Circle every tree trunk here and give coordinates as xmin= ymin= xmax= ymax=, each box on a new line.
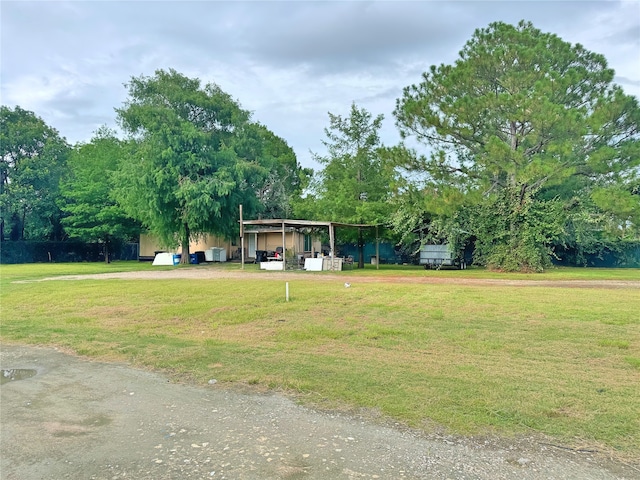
xmin=181 ymin=223 xmax=190 ymax=264
xmin=104 ymin=237 xmax=111 ymax=264
xmin=508 ymin=121 xmax=519 ymax=243
xmin=9 ymin=213 xmax=20 ymax=241
xmin=20 ymin=208 xmax=26 ymax=240
xmin=358 ymin=228 xmax=365 ymax=269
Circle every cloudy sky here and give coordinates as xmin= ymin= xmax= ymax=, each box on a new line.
xmin=2 ymin=1 xmax=639 ymax=169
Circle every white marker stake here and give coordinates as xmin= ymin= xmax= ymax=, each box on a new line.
xmin=286 ymin=282 xmax=290 ymax=302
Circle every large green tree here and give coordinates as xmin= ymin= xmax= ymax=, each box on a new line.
xmin=393 ymin=21 xmax=640 ymax=271
xmin=0 ymin=106 xmax=70 ymax=241
xmin=115 ymin=69 xmax=283 ymax=263
xmin=235 ymin=122 xmax=312 ymax=219
xmin=310 ymin=103 xmax=399 ymax=267
xmin=59 ymin=127 xmax=140 ymax=262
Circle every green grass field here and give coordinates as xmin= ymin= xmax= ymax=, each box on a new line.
xmin=1 ymin=261 xmax=639 ymax=458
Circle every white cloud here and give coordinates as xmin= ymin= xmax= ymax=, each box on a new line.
xmin=1 ymin=0 xmax=638 ymax=167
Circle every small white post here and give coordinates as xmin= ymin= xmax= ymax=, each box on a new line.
xmin=239 ymin=204 xmax=244 ymax=270
xmin=285 ymin=282 xmax=290 ymax=302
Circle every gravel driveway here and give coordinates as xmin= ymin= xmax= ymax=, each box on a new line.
xmin=2 ymin=344 xmax=637 ymax=480
xmin=28 ymin=267 xmax=640 ymax=289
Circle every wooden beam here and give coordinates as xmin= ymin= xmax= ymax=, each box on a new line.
xmin=376 ymin=225 xmax=379 ymax=270
xmin=329 ymin=223 xmax=335 ymax=270
xmin=282 ymin=220 xmax=286 ymax=271
xmin=240 ymin=204 xmax=244 ymax=270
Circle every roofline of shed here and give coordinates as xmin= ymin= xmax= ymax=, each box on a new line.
xmin=241 ymin=218 xmax=379 ymax=228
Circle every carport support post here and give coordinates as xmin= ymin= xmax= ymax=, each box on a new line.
xmin=376 ymin=225 xmax=379 ymax=270
xmin=282 ymin=220 xmax=286 ymax=271
xmin=329 ymin=223 xmax=335 ymax=271
xmin=240 ymin=204 xmax=244 ymax=270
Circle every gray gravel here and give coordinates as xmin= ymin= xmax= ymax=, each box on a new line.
xmin=1 ymin=344 xmax=637 ymax=480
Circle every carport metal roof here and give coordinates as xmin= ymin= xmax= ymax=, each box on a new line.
xmin=242 ymin=219 xmax=375 ymax=228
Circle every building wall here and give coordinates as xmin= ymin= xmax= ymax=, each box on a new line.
xmin=139 ymin=234 xmax=236 ymax=259
xmin=139 ymin=234 xmax=163 ymax=258
xmin=249 ymin=231 xmax=320 ymax=256
xmin=255 ymin=231 xmax=293 ymax=252
xmin=141 ymin=231 xmax=321 ymax=261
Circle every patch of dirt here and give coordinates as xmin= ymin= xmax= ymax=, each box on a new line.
xmin=27 ymin=267 xmax=640 ymax=289
xmin=2 ymin=344 xmax=639 ymax=479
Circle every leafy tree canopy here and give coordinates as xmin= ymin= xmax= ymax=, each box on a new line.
xmin=59 ymin=127 xmax=140 ymax=261
xmin=393 ymin=20 xmax=640 ymax=271
xmin=236 ymin=122 xmax=312 ymax=219
xmin=0 ymin=105 xmax=70 ymax=242
xmin=309 ymin=103 xmax=400 ymax=266
xmin=115 ymin=69 xmax=296 ymax=262
xmin=311 ymin=103 xmax=399 ymax=223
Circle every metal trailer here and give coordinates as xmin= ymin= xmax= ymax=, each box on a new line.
xmin=419 ymin=244 xmax=466 ymax=270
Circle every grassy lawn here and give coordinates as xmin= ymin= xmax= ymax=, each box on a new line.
xmin=1 ymin=262 xmax=639 ymax=458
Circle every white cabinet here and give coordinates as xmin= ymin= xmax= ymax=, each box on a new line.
xmin=206 ymin=247 xmax=227 ymax=262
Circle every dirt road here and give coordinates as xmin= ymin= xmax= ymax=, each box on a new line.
xmin=2 ymin=344 xmax=637 ymax=480
xmin=29 ymin=267 xmax=640 ymax=289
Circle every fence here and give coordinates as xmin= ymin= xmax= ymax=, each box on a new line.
xmin=0 ymin=241 xmax=139 ymax=264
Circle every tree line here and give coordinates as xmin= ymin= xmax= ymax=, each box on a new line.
xmin=1 ymin=21 xmax=638 ymax=271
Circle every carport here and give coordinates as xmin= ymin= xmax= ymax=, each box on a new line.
xmin=239 ymin=218 xmax=380 ymax=271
